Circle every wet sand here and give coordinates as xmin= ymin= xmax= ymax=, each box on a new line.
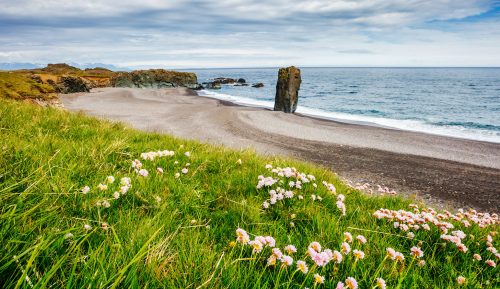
xmin=61 ymin=87 xmax=500 ymax=212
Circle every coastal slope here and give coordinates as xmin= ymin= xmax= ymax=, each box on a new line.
xmin=61 ymin=87 xmax=500 ymax=212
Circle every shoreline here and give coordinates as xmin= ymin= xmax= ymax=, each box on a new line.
xmin=197 ymin=89 xmax=500 ymax=144
xmin=60 ymin=87 xmax=500 ymax=212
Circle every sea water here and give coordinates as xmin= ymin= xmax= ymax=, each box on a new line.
xmin=187 ymin=67 xmax=500 ymax=143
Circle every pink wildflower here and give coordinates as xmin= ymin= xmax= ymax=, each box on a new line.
xmin=309 ymin=241 xmax=322 ymax=252
xmin=284 ymin=245 xmax=297 ymax=254
xmin=345 ymin=277 xmax=358 ymax=289
xmin=138 ymin=169 xmax=149 ymax=177
xmin=296 ymin=260 xmax=308 ymax=273
xmin=353 ymin=249 xmax=365 ymax=260
xmin=236 ymin=228 xmax=250 ymax=244
xmin=280 ymin=255 xmax=293 ymax=267
xmin=314 ymin=274 xmax=325 ymax=285
xmin=344 ymin=232 xmax=353 ymax=243
xmin=267 ymin=255 xmax=277 ymax=266
xmin=386 ymin=248 xmax=396 ymax=260
xmin=332 ymin=250 xmax=343 ymax=263
xmin=411 ymin=246 xmax=424 ymax=258
xmin=272 ymin=248 xmax=283 ymax=259
xmin=376 ymin=278 xmax=386 ymax=289
xmin=341 ymin=242 xmax=351 ymax=255
xmin=356 ymin=235 xmax=367 ymax=244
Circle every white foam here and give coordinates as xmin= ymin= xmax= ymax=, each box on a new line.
xmin=197 ymin=90 xmax=500 ymax=144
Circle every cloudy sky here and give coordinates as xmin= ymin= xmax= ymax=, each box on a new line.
xmin=1 ymin=0 xmax=500 ymax=68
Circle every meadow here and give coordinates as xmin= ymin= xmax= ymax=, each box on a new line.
xmin=0 ymin=98 xmax=498 ymax=288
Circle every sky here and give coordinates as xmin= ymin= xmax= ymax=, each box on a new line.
xmin=1 ymin=0 xmax=500 ymax=68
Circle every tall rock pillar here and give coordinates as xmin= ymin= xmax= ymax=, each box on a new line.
xmin=274 ymin=66 xmax=301 ymax=113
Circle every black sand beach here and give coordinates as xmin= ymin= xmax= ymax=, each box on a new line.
xmin=61 ymin=87 xmax=500 ymax=213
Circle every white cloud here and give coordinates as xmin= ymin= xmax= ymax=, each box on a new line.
xmin=0 ymin=0 xmax=498 ymax=67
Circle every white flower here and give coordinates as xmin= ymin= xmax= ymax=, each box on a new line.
xmin=64 ymin=233 xmax=74 ymax=239
xmin=131 ymin=159 xmax=142 ymax=169
xmin=184 ymin=151 xmax=191 ymax=157
xmin=120 ymin=185 xmax=130 ymax=195
xmin=181 ymin=168 xmax=188 ymax=174
xmin=102 ymin=200 xmax=111 ymax=208
xmin=81 ymin=186 xmax=90 ymax=194
xmin=138 ymin=169 xmax=149 ymax=177
xmin=155 ymin=196 xmax=162 ymax=203
xmin=262 ymin=201 xmax=270 ymax=209
xmin=84 ymin=224 xmax=92 ymax=231
xmin=120 ymin=177 xmax=131 ymax=186
xmin=113 ymin=191 xmax=120 ymax=199
xmin=157 ymin=167 xmax=164 ymax=174
xmin=106 ymin=176 xmax=115 ymax=184
xmin=97 ymin=183 xmax=108 ymax=191
xmin=175 ymin=172 xmax=180 ymax=178
xmin=237 ymin=159 xmax=242 ymax=164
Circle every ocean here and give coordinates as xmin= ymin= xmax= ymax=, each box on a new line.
xmin=187 ymin=67 xmax=500 ymax=143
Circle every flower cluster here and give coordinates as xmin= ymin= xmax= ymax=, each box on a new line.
xmin=336 ymin=194 xmax=346 ymax=215
xmin=140 ymin=150 xmax=175 ymax=161
xmin=234 ymin=229 xmax=370 ymax=287
xmin=441 ymin=230 xmax=469 ymax=253
xmin=345 ymin=180 xmax=397 ymax=196
xmin=336 ymin=277 xmax=358 ymax=289
xmin=94 ymin=176 xmax=133 ymax=207
xmin=257 ymin=164 xmax=350 ymax=215
xmin=386 ymin=247 xmax=405 ymax=262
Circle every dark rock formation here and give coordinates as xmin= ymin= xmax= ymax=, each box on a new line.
xmin=202 ymin=82 xmax=222 ymax=89
xmin=203 ymin=77 xmax=249 ymax=89
xmin=58 ymin=76 xmax=90 ymax=93
xmin=186 ymin=83 xmax=205 ymax=90
xmin=212 ymin=77 xmax=237 ymax=85
xmin=252 ymin=82 xmax=264 ymax=88
xmin=111 ymin=69 xmax=197 ymax=88
xmin=274 ymin=66 xmax=301 ymax=113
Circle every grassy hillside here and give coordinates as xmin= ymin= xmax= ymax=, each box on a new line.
xmin=0 ymin=72 xmax=56 ymax=100
xmin=0 ymin=99 xmax=498 ymax=288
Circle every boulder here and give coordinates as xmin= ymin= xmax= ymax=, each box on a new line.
xmin=58 ymin=76 xmax=91 ymax=93
xmin=202 ymin=82 xmax=221 ymax=89
xmin=252 ymin=82 xmax=264 ymax=88
xmin=186 ymin=83 xmax=205 ymax=90
xmin=274 ymin=66 xmax=301 ymax=113
xmin=212 ymin=77 xmax=237 ymax=85
xmin=237 ymin=78 xmax=246 ymax=84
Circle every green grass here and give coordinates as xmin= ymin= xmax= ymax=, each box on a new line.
xmin=0 ymin=99 xmax=498 ymax=288
xmin=0 ymin=72 xmax=56 ymax=101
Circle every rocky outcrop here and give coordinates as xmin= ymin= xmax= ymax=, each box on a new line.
xmin=111 ymin=69 xmax=197 ymax=88
xmin=202 ymin=77 xmax=249 ymax=89
xmin=274 ymin=66 xmax=301 ymax=113
xmin=252 ymin=82 xmax=264 ymax=88
xmin=58 ymin=76 xmax=91 ymax=93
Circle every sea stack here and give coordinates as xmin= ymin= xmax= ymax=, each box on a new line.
xmin=274 ymin=66 xmax=301 ymax=113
